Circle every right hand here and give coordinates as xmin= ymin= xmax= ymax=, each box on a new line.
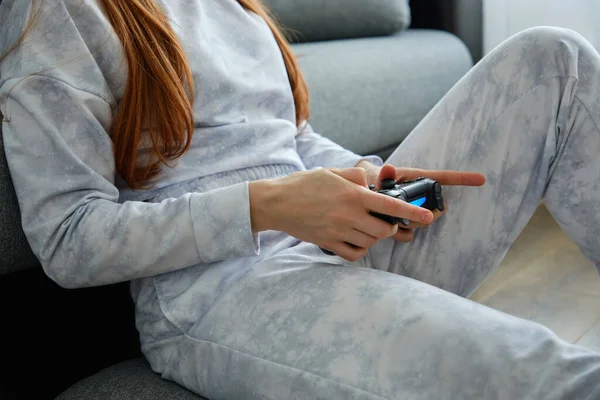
xmin=249 ymin=168 xmax=434 ymax=262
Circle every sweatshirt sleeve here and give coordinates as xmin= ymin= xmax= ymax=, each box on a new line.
xmin=0 ymin=1 xmax=259 ymax=289
xmin=294 ymin=122 xmax=384 ymax=170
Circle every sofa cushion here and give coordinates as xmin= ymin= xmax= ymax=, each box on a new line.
xmin=263 ymin=0 xmax=411 ymax=43
xmin=292 ymin=29 xmax=473 ymax=160
xmin=56 ymin=358 xmax=205 ymax=400
xmin=0 ymin=118 xmax=40 ymax=276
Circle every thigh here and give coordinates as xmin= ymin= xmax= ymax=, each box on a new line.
xmin=160 ymin=243 xmax=600 ymax=400
xmin=369 ymin=27 xmax=591 ymax=297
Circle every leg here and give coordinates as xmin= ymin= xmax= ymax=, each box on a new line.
xmin=158 ymin=242 xmax=600 ymax=399
xmin=369 ymin=27 xmax=600 ymax=297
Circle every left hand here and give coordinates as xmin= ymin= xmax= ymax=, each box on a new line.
xmin=356 ymin=161 xmax=486 ymax=242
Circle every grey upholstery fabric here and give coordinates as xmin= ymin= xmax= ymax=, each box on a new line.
xmin=293 ymin=29 xmax=473 ymax=159
xmin=263 ymin=0 xmax=411 ymax=43
xmin=56 ymin=358 xmax=205 ymax=400
xmin=0 ymin=115 xmax=40 ymax=276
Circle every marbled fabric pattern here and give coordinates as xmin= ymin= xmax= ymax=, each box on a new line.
xmin=1 ymin=0 xmax=600 ymax=399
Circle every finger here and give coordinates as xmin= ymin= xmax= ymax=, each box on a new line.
xmin=344 ymin=229 xmax=379 ymax=249
xmin=403 ymin=209 xmax=446 ymax=228
xmin=396 ymin=168 xmax=486 ymax=187
xmin=375 ymin=164 xmax=397 ymax=189
xmin=353 ymin=213 xmax=399 ymax=239
xmin=329 ymin=242 xmax=369 ymax=262
xmin=330 ymin=167 xmax=368 ymax=188
xmin=392 ymin=228 xmax=414 ymax=242
xmin=363 ymin=190 xmax=434 ymax=225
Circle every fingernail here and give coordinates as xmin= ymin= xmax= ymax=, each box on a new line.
xmin=422 ymin=212 xmax=433 ymax=223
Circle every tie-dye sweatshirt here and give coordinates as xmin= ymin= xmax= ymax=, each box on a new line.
xmin=0 ymin=0 xmax=382 ymax=287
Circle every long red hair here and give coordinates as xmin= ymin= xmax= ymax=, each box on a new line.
xmin=2 ymin=0 xmax=310 ymax=189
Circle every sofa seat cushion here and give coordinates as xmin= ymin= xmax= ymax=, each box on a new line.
xmin=56 ymin=358 xmax=204 ymax=400
xmin=292 ymin=29 xmax=473 ymax=160
xmin=264 ymin=0 xmax=411 ymax=42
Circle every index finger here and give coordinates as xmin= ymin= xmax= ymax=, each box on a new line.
xmin=397 ymin=168 xmax=485 ymax=187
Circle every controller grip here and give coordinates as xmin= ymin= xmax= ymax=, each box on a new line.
xmin=368 ymin=211 xmax=409 ymax=226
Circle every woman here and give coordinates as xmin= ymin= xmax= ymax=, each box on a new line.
xmin=1 ymin=0 xmax=599 ymax=398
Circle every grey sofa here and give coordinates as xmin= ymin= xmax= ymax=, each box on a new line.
xmin=0 ymin=1 xmax=474 ymax=398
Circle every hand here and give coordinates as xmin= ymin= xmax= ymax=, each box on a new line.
xmin=356 ymin=161 xmax=486 ymax=242
xmin=248 ymin=168 xmax=436 ymax=262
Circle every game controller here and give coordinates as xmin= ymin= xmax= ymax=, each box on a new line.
xmin=320 ymin=177 xmax=445 ymax=256
xmin=368 ymin=176 xmax=445 ymax=226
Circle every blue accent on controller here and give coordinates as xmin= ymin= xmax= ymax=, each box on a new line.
xmin=409 ymin=197 xmax=426 ymax=207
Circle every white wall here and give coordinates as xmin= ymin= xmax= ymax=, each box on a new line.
xmin=483 ymin=0 xmax=600 ymax=54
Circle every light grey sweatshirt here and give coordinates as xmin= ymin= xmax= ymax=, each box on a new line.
xmin=0 ymin=0 xmax=382 ymax=288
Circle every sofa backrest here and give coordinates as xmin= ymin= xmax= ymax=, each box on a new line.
xmin=263 ymin=0 xmax=411 ymax=43
xmin=0 ymin=115 xmax=41 ymax=276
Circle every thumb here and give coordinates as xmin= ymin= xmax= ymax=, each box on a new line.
xmin=330 ymin=167 xmax=368 ymax=187
xmin=376 ymin=164 xmax=397 ymax=189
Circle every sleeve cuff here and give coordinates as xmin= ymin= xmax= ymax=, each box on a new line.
xmin=332 ymin=153 xmax=385 ymax=170
xmin=354 ymin=155 xmax=384 ymax=168
xmin=189 ymin=181 xmax=260 ymax=263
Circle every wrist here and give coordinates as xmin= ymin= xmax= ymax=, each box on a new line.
xmin=248 ymin=179 xmax=278 ymax=233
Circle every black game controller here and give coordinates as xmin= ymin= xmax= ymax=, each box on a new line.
xmin=320 ymin=177 xmax=445 ymax=256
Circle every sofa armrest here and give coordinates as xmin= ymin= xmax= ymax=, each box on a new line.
xmin=410 ymin=0 xmax=483 ymax=62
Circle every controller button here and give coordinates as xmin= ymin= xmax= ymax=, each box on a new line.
xmin=380 ymin=178 xmax=397 ymax=190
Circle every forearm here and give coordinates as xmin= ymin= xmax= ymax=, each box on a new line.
xmin=24 ymin=182 xmax=259 ymax=289
xmin=295 ymin=123 xmax=383 ymax=170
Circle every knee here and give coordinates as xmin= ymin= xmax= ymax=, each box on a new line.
xmin=505 ymin=26 xmax=592 ymax=59
xmin=521 ymin=26 xmax=588 ymax=45
xmin=491 ymin=26 xmax=594 ymax=78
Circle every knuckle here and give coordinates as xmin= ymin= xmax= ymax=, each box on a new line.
xmin=383 ymin=195 xmax=396 ymax=210
xmin=382 ymin=196 xmax=399 ymax=216
xmin=314 ymin=168 xmax=329 ymax=179
xmin=357 ymin=167 xmax=367 ymax=180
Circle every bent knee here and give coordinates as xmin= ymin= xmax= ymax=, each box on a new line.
xmin=507 ymin=26 xmax=592 ymax=57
